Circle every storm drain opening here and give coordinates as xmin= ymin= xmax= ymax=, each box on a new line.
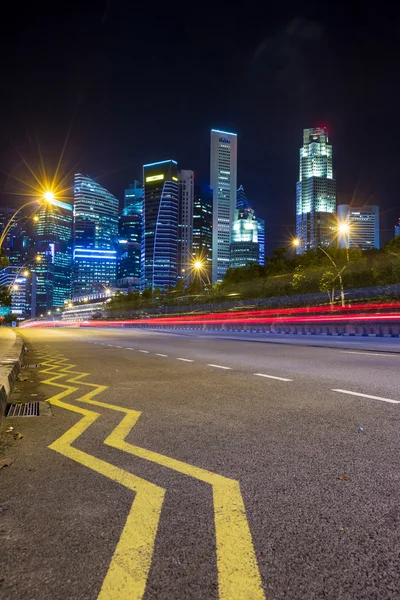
xmin=5 ymin=402 xmax=40 ymax=417
xmin=22 ymin=364 xmax=42 ymax=369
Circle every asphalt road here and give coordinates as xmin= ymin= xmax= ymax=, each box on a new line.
xmin=1 ymin=327 xmax=400 ymax=600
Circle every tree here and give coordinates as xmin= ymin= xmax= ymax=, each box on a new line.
xmin=319 ymin=271 xmax=336 ymax=307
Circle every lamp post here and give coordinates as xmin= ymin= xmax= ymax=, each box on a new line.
xmin=337 ymin=222 xmax=350 ymax=263
xmin=0 ymin=191 xmax=55 ymax=251
xmin=291 ymin=238 xmax=346 ymax=307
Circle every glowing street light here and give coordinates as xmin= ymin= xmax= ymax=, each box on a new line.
xmin=47 ymin=311 xmax=52 ymax=315
xmin=12 ymin=284 xmax=19 ymax=291
xmin=22 ymin=270 xmax=30 ymax=277
xmin=338 ymin=223 xmax=349 ymax=235
xmin=43 ymin=190 xmax=55 ymax=203
xmin=292 ymin=237 xmax=300 ymax=248
xmin=194 ymin=260 xmax=203 ymax=270
xmin=33 ymin=215 xmax=39 ymax=222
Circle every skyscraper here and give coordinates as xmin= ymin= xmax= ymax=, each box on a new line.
xmin=296 ymin=127 xmax=336 ymax=253
xmin=395 ymin=218 xmax=400 ymax=237
xmin=230 ymin=205 xmax=259 ymax=269
xmin=210 ymin=129 xmax=238 ymax=283
xmin=178 ymin=170 xmax=194 ymax=281
xmin=141 ymin=160 xmax=179 ymax=290
xmin=235 ymin=185 xmax=265 ymax=266
xmin=73 ymin=174 xmax=119 ymax=297
xmin=193 ymin=184 xmax=213 ymax=278
xmin=337 ymin=205 xmax=380 ymax=250
xmin=31 ymin=198 xmax=73 ymax=313
xmin=116 ymin=182 xmax=143 ymax=289
xmin=256 ymin=217 xmax=265 ymax=266
xmin=0 ymin=266 xmax=37 ymax=318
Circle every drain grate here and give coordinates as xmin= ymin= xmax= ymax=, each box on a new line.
xmin=5 ymin=402 xmax=40 ymax=417
xmin=22 ymin=364 xmax=42 ymax=369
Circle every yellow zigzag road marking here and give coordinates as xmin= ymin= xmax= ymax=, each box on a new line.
xmin=38 ymin=358 xmax=165 ymax=600
xmin=50 ymin=360 xmax=265 ymax=599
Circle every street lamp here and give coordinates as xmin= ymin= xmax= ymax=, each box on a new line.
xmin=292 ymin=238 xmax=300 ymax=248
xmin=0 ymin=190 xmax=56 ymax=251
xmin=291 ymin=237 xmax=346 ymax=307
xmin=337 ymin=222 xmax=350 ymax=263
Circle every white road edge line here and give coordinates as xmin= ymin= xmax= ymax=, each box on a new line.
xmin=340 ymin=351 xmax=399 ymax=357
xmin=207 ymin=364 xmax=232 ymax=370
xmin=176 ymin=358 xmax=194 ymax=362
xmin=126 ymin=348 xmax=134 ymax=350
xmin=254 ymin=373 xmax=293 ymax=382
xmin=332 ymin=389 xmax=400 ymax=404
xmin=139 ymin=350 xmax=149 ymax=353
xmin=155 ymin=353 xmax=168 ymax=357
xmin=115 ymin=346 xmax=123 ymax=348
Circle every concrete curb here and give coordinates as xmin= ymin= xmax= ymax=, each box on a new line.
xmin=0 ymin=332 xmax=25 ymax=423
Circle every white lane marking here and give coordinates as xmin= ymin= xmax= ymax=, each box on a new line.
xmin=332 ymin=389 xmax=400 ymax=404
xmin=126 ymin=348 xmax=134 ymax=350
xmin=254 ymin=373 xmax=293 ymax=382
xmin=176 ymin=358 xmax=194 ymax=362
xmin=155 ymin=353 xmax=168 ymax=357
xmin=115 ymin=345 xmax=123 ymax=348
xmin=139 ymin=350 xmax=149 ymax=353
xmin=107 ymin=344 xmax=114 ymax=347
xmin=207 ymin=364 xmax=232 ymax=370
xmin=340 ymin=351 xmax=399 ymax=357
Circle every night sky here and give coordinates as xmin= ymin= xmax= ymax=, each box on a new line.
xmin=1 ymin=1 xmax=399 ymax=251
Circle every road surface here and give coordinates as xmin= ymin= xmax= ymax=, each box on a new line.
xmin=1 ymin=327 xmax=399 ymax=600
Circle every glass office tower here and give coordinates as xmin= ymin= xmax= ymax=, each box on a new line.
xmin=141 ymin=160 xmax=179 ymax=290
xmin=32 ymin=198 xmax=73 ymax=313
xmin=73 ymin=174 xmax=119 ymax=297
xmin=117 ymin=181 xmax=143 ymax=289
xmin=296 ymin=127 xmax=336 ymax=253
xmin=193 ymin=184 xmax=213 ymax=277
xmin=210 ymin=129 xmax=238 ymax=283
xmin=337 ymin=205 xmax=380 ymax=250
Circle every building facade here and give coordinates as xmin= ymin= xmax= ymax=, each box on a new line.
xmin=178 ymin=170 xmax=194 ymax=281
xmin=0 ymin=266 xmax=37 ymax=318
xmin=230 ymin=206 xmax=259 ymax=269
xmin=73 ymin=174 xmax=119 ymax=297
xmin=235 ymin=185 xmax=265 ymax=266
xmin=116 ymin=181 xmax=143 ymax=290
xmin=337 ymin=205 xmax=380 ymax=250
xmin=257 ymin=217 xmax=265 ymax=266
xmin=141 ymin=160 xmax=179 ymax=290
xmin=193 ymin=184 xmax=213 ymax=279
xmin=210 ymin=129 xmax=238 ymax=283
xmin=296 ymin=127 xmax=336 ymax=253
xmin=395 ymin=218 xmax=400 ymax=237
xmin=31 ymin=198 xmax=73 ymax=313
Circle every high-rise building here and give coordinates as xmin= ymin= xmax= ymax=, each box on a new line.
xmin=141 ymin=160 xmax=179 ymax=290
xmin=178 ymin=170 xmax=194 ymax=281
xmin=31 ymin=198 xmax=73 ymax=313
xmin=337 ymin=205 xmax=380 ymax=250
xmin=193 ymin=184 xmax=213 ymax=278
xmin=296 ymin=127 xmax=336 ymax=253
xmin=73 ymin=174 xmax=119 ymax=297
xmin=210 ymin=129 xmax=238 ymax=283
xmin=0 ymin=266 xmax=37 ymax=318
xmin=395 ymin=218 xmax=400 ymax=237
xmin=116 ymin=182 xmax=143 ymax=289
xmin=230 ymin=205 xmax=259 ymax=269
xmin=256 ymin=217 xmax=265 ymax=266
xmin=235 ymin=185 xmax=265 ymax=266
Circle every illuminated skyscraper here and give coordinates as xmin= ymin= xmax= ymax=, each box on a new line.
xmin=235 ymin=185 xmax=265 ymax=266
xmin=296 ymin=127 xmax=336 ymax=253
xmin=32 ymin=198 xmax=73 ymax=313
xmin=337 ymin=205 xmax=380 ymax=250
xmin=193 ymin=184 xmax=213 ymax=277
xmin=256 ymin=217 xmax=265 ymax=266
xmin=141 ymin=160 xmax=179 ymax=290
xmin=178 ymin=170 xmax=194 ymax=281
xmin=117 ymin=181 xmax=143 ymax=289
xmin=395 ymin=218 xmax=400 ymax=237
xmin=210 ymin=129 xmax=238 ymax=282
xmin=73 ymin=174 xmax=119 ymax=297
xmin=230 ymin=205 xmax=259 ymax=269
